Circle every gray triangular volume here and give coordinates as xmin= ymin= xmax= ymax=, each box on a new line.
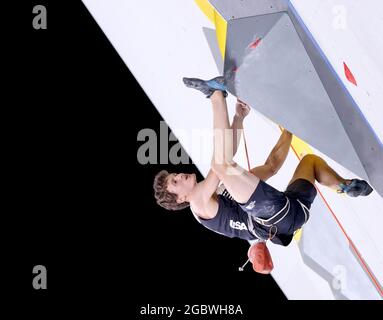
xmin=224 ymin=13 xmax=368 ymax=182
xmin=202 ymin=27 xmax=224 ymax=74
xmin=210 ymin=0 xmax=383 ymax=196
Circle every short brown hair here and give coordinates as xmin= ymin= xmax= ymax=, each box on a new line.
xmin=153 ymin=170 xmax=190 ymax=211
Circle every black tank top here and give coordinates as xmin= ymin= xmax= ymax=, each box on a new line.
xmin=192 ymin=182 xmax=294 ymax=245
xmin=194 ymin=194 xmax=259 ymax=241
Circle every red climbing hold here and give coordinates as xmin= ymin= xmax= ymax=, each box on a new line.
xmin=344 ymin=62 xmax=357 ymax=86
xmin=250 ymin=38 xmax=262 ymax=49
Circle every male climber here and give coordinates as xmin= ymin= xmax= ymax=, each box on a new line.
xmin=153 ymin=76 xmax=373 ymax=271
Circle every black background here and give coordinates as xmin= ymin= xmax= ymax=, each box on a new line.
xmin=8 ymin=0 xmax=380 ymax=316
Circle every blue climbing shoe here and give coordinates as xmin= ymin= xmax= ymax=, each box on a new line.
xmin=339 ymin=179 xmax=373 ymax=197
xmin=182 ymin=76 xmax=228 ymax=98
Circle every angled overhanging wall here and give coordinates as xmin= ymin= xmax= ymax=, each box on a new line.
xmin=208 ymin=0 xmax=383 ymax=197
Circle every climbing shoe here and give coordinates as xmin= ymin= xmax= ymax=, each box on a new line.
xmin=182 ymin=76 xmax=228 ymax=98
xmin=339 ymin=179 xmax=373 ymax=197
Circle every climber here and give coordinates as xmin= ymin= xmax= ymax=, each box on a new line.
xmin=153 ymin=76 xmax=373 ymax=264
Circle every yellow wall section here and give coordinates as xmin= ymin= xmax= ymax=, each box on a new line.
xmin=194 ymin=0 xmax=214 ymax=23
xmin=214 ymin=11 xmax=227 ymax=59
xmin=194 ymin=0 xmax=227 ymax=59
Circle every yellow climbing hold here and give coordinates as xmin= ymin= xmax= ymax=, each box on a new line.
xmin=291 ymin=135 xmax=313 ymax=159
xmin=293 ymin=228 xmax=303 ymax=242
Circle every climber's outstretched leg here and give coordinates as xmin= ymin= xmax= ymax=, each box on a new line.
xmin=287 ymin=154 xmax=373 ymax=197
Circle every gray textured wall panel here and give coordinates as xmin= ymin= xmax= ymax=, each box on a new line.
xmin=209 ymin=0 xmax=287 ymax=20
xmin=224 ymin=13 xmax=368 ymax=182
